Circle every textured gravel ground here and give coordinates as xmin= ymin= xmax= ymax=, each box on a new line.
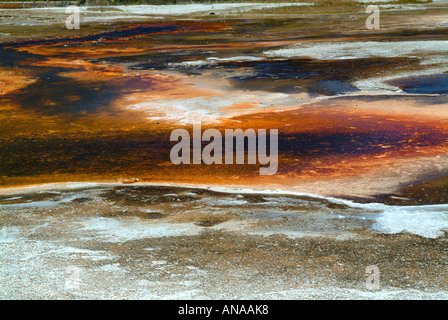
xmin=1 ymin=184 xmax=447 ymax=299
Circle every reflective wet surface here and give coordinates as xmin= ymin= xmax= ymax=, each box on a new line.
xmin=0 ymin=14 xmax=447 ymax=196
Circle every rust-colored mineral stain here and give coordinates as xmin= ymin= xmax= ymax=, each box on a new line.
xmin=2 ymin=101 xmax=447 ymax=189
xmin=218 ymin=101 xmax=259 ymax=111
xmin=1 ymin=19 xmax=448 ymax=194
xmin=0 ymin=67 xmax=37 ymax=96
